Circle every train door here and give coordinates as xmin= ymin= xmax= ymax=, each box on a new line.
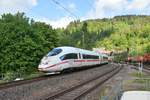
xmin=99 ymin=55 xmax=101 ymax=64
xmin=76 ymin=53 xmax=82 ymax=67
xmin=100 ymin=55 xmax=103 ymax=64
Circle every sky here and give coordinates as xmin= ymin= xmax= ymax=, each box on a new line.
xmin=0 ymin=0 xmax=150 ymax=28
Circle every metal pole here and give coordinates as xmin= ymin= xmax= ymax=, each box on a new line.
xmin=82 ymin=31 xmax=85 ymax=49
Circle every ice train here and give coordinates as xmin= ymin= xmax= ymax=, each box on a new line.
xmin=38 ymin=46 xmax=108 ymax=73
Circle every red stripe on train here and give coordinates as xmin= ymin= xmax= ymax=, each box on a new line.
xmin=44 ymin=59 xmax=107 ymax=69
xmin=74 ymin=59 xmax=101 ymax=62
xmin=44 ymin=61 xmax=69 ymax=69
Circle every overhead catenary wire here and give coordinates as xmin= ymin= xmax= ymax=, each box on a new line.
xmin=51 ymin=0 xmax=79 ymax=19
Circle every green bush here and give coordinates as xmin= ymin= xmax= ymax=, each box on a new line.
xmin=3 ymin=71 xmax=15 ymax=81
xmin=0 ymin=12 xmax=59 ymax=74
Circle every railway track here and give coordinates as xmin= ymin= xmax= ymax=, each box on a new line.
xmin=143 ymin=65 xmax=150 ymax=70
xmin=44 ymin=65 xmax=123 ymax=100
xmin=0 ymin=75 xmax=51 ymax=90
xmin=0 ymin=64 xmax=109 ymax=90
xmin=143 ymin=67 xmax=150 ymax=74
xmin=131 ymin=65 xmax=150 ymax=74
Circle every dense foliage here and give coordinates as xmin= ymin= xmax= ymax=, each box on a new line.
xmin=0 ymin=13 xmax=59 ymax=76
xmin=58 ymin=15 xmax=150 ymax=56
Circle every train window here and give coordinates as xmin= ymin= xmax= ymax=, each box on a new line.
xmin=82 ymin=54 xmax=99 ymax=59
xmin=60 ymin=53 xmax=78 ymax=60
xmin=79 ymin=53 xmax=81 ymax=59
xmin=103 ymin=56 xmax=108 ymax=60
xmin=47 ymin=48 xmax=62 ymax=56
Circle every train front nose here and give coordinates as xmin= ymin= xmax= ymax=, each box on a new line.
xmin=38 ymin=57 xmax=60 ymax=72
xmin=38 ymin=63 xmax=57 ymax=72
xmin=38 ymin=64 xmax=48 ymax=72
xmin=38 ymin=57 xmax=52 ymax=72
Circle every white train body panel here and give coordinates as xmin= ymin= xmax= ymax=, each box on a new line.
xmin=38 ymin=46 xmax=108 ymax=73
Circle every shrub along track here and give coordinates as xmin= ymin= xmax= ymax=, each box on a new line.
xmin=44 ymin=65 xmax=123 ymax=100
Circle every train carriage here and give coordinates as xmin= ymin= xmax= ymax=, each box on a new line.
xmin=38 ymin=46 xmax=108 ymax=73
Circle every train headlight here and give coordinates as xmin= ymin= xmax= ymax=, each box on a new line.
xmin=45 ymin=62 xmax=48 ymax=65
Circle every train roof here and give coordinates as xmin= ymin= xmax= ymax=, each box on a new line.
xmin=101 ymin=53 xmax=108 ymax=57
xmin=121 ymin=91 xmax=150 ymax=100
xmin=56 ymin=46 xmax=100 ymax=55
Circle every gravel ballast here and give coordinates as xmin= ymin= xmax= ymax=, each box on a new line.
xmin=0 ymin=64 xmax=116 ymax=100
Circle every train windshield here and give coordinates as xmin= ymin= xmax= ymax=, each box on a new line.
xmin=47 ymin=48 xmax=62 ymax=56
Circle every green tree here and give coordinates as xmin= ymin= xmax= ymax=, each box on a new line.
xmin=0 ymin=12 xmax=59 ymax=76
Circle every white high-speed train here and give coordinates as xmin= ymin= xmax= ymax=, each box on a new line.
xmin=38 ymin=46 xmax=108 ymax=73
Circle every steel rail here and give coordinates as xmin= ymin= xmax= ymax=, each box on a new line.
xmin=45 ymin=65 xmax=122 ymax=100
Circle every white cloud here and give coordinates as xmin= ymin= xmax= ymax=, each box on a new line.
xmin=0 ymin=0 xmax=38 ymax=15
xmin=85 ymin=0 xmax=150 ymax=19
xmin=68 ymin=3 xmax=76 ymax=11
xmin=128 ymin=0 xmax=150 ymax=10
xmin=49 ymin=17 xmax=74 ymax=28
xmin=84 ymin=0 xmax=127 ymax=19
xmin=34 ymin=16 xmax=74 ymax=29
xmin=31 ymin=0 xmax=38 ymax=6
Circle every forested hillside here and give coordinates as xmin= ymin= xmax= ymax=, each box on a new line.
xmin=58 ymin=15 xmax=150 ymax=56
xmin=0 ymin=12 xmax=150 ymax=79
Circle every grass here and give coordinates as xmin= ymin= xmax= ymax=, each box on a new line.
xmin=0 ymin=80 xmax=6 ymax=84
xmin=0 ymin=71 xmax=45 ymax=84
xmin=99 ymin=83 xmax=123 ymax=100
xmin=23 ymin=71 xmax=45 ymax=80
xmin=130 ymin=71 xmax=150 ymax=90
xmin=131 ymin=71 xmax=146 ymax=77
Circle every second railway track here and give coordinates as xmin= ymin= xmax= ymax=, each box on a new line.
xmin=131 ymin=65 xmax=150 ymax=74
xmin=44 ymin=65 xmax=123 ymax=100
